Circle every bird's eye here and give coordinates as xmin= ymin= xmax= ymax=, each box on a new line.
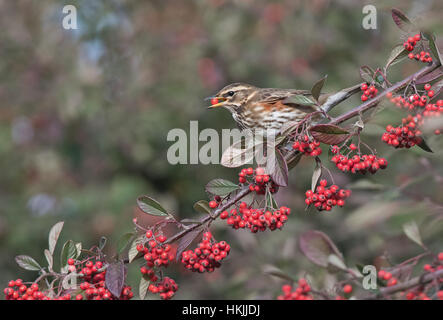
xmin=227 ymin=91 xmax=235 ymax=97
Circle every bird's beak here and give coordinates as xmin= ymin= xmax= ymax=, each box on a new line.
xmin=206 ymin=96 xmax=227 ymax=109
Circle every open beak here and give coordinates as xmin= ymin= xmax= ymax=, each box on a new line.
xmin=206 ymin=96 xmax=227 ymax=109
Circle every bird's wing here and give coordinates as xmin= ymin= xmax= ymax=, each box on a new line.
xmin=259 ymin=89 xmax=321 ymax=113
xmin=259 ymin=89 xmax=312 ymax=103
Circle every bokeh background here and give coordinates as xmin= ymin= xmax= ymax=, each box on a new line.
xmin=0 ymin=0 xmax=442 ymax=299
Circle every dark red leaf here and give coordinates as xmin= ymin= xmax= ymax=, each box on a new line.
xmin=105 ymin=261 xmax=126 ymax=298
xmin=175 ymin=227 xmax=203 ymax=262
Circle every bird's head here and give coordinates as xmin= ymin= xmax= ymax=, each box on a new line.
xmin=207 ymin=83 xmax=258 ymax=113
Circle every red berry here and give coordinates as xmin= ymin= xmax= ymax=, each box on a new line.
xmin=343 ymin=284 xmax=353 ymax=294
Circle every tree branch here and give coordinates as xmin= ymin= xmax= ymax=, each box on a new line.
xmin=367 ymin=268 xmax=443 ymax=299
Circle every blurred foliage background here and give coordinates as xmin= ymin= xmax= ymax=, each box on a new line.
xmin=0 ymin=0 xmax=442 ymax=299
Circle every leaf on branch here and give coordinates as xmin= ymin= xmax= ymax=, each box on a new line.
xmin=415 ymin=66 xmax=443 ymax=84
xmin=48 ymin=221 xmax=64 ymax=255
xmin=287 ymin=152 xmax=303 ymax=171
xmin=266 ymin=148 xmax=288 ymax=187
xmin=15 ymin=255 xmax=42 ymax=271
xmin=391 ymin=8 xmax=415 ymax=32
xmin=402 ymin=221 xmax=424 ymax=248
xmin=139 ymin=274 xmax=151 ymax=300
xmin=283 ymin=94 xmax=317 ymax=106
xmin=128 ymin=235 xmax=145 ymax=263
xmin=205 ymin=179 xmax=239 ymax=196
xmin=176 ymin=227 xmax=203 ymax=262
xmin=422 ymin=31 xmax=443 ymax=65
xmin=60 ymin=240 xmax=77 ymax=272
xmin=359 ymin=65 xmax=375 ymax=83
xmin=311 ymin=75 xmax=328 ymax=102
xmin=310 ymin=124 xmax=350 ymax=145
xmin=327 ymin=254 xmax=348 ymax=271
xmin=137 ymin=196 xmax=169 ymax=216
xmin=416 ymin=137 xmax=433 ymax=153
xmin=385 ymin=45 xmax=408 ymax=70
xmin=75 ymin=242 xmax=82 ymax=259
xmin=311 ymin=159 xmax=322 ymax=192
xmin=105 ymin=261 xmax=127 ymax=298
xmin=193 ymin=200 xmax=212 ymax=215
xmin=44 ymin=249 xmax=53 ymax=271
xmin=117 ymin=232 xmax=135 ymax=254
xmin=298 ymin=230 xmax=344 ymax=268
xmin=221 ymin=138 xmax=262 ymax=168
xmin=266 ymin=189 xmax=279 ymax=210
xmin=262 ymin=265 xmax=294 ymax=282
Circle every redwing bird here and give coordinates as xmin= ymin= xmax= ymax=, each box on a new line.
xmin=206 ymin=82 xmax=336 ymax=135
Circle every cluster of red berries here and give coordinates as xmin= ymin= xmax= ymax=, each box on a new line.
xmin=220 ymin=201 xmax=291 ymax=232
xmin=277 ymin=279 xmax=313 ymax=300
xmin=147 ymin=277 xmax=178 ymax=300
xmin=330 ymin=150 xmax=388 ymax=174
xmin=181 ymin=232 xmax=230 ymax=273
xmin=360 ymin=83 xmax=378 ymax=102
xmin=403 ymin=34 xmax=421 ymax=51
xmin=423 ymin=252 xmax=443 ymax=274
xmin=381 ymin=121 xmax=422 ymax=148
xmin=4 ymin=281 xmax=50 ymax=300
xmin=238 ymin=167 xmax=278 ymax=194
xmin=423 ymin=100 xmax=443 ymax=119
xmin=409 ymin=51 xmax=433 ymax=64
xmin=403 ymin=33 xmax=433 ymax=63
xmin=378 ymin=270 xmax=398 ymax=287
xmin=305 ymin=179 xmax=351 ymax=212
xmin=137 ymin=231 xmax=175 ymax=269
xmin=292 ymin=135 xmax=322 ymax=157
xmin=75 ymin=259 xmax=133 ymax=300
xmin=137 ymin=231 xmax=178 ymax=299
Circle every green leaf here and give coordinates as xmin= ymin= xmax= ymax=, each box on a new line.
xmin=311 ymin=75 xmax=328 ymax=101
xmin=44 ymin=249 xmax=53 ymax=271
xmin=75 ymin=242 xmax=82 ymax=259
xmin=139 ymin=274 xmax=151 ymax=300
xmin=311 ymin=159 xmax=322 ymax=192
xmin=60 ymin=240 xmax=77 ymax=272
xmin=287 ymin=152 xmax=302 ymax=171
xmin=262 ymin=265 xmax=295 ymax=282
xmin=310 ymin=124 xmax=350 ymax=145
xmin=298 ymin=230 xmax=343 ymax=267
xmin=403 ymin=221 xmax=424 ymax=248
xmin=422 ymin=31 xmax=442 ymax=65
xmin=391 ymin=8 xmax=415 ymax=32
xmin=128 ymin=235 xmax=145 ymax=263
xmin=386 ymin=45 xmax=408 ymax=70
xmin=193 ymin=200 xmax=212 ymax=215
xmin=117 ymin=232 xmax=135 ymax=254
xmin=416 ymin=137 xmax=433 ymax=153
xmin=205 ymin=179 xmax=239 ymax=196
xmin=359 ymin=66 xmax=374 ymax=83
xmin=15 ymin=255 xmax=42 ymax=271
xmin=137 ymin=196 xmax=169 ymax=216
xmin=266 ymin=189 xmax=279 ymax=210
xmin=48 ymin=221 xmax=64 ymax=255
